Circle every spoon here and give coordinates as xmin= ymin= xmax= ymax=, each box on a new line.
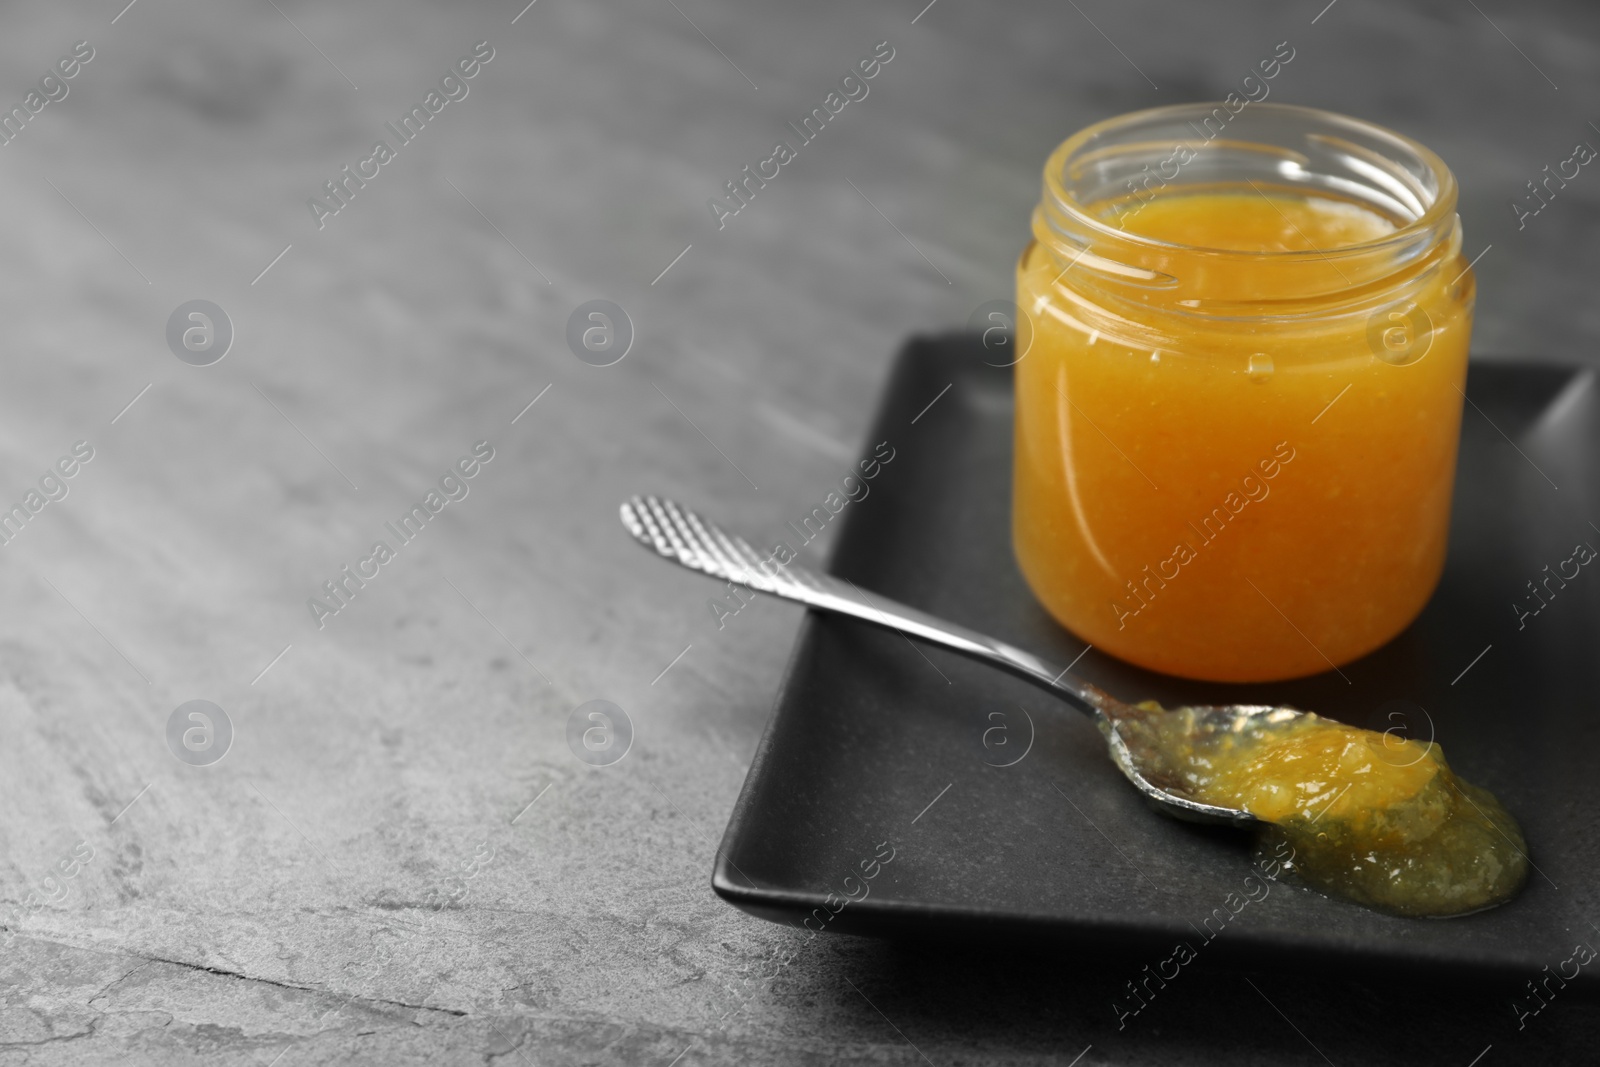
xmin=620 ymin=494 xmax=1320 ymax=829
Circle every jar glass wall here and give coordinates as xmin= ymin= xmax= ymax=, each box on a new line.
xmin=1013 ymin=103 xmax=1475 ymax=682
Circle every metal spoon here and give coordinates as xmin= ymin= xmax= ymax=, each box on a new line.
xmin=621 ymin=494 xmax=1323 ymax=829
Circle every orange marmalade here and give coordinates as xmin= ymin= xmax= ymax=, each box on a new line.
xmin=1121 ymin=703 xmax=1528 ymax=916
xmin=1014 ymin=104 xmax=1475 ymax=681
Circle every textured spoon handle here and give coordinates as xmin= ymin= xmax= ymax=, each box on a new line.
xmin=620 ymin=495 xmax=1108 ymax=720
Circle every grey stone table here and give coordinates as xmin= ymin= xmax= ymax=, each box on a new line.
xmin=1 ymin=0 xmax=1597 ymax=1063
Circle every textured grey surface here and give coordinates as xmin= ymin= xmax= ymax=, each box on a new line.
xmin=0 ymin=0 xmax=1597 ymax=1063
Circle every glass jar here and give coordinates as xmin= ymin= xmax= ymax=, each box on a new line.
xmin=1013 ymin=103 xmax=1475 ymax=682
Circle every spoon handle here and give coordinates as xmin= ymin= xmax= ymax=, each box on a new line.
xmin=621 ymin=495 xmax=1108 ymax=721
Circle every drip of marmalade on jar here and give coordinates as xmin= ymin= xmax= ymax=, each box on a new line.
xmin=1014 ymin=138 xmax=1474 ymax=682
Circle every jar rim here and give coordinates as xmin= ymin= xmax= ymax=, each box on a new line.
xmin=1041 ymin=102 xmax=1459 ymax=261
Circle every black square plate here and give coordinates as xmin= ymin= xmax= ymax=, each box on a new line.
xmin=713 ymin=333 xmax=1600 ymax=978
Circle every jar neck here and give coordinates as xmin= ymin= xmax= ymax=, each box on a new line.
xmin=1031 ymin=104 xmax=1462 ymax=322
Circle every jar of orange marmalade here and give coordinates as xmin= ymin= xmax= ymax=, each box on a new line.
xmin=1013 ymin=103 xmax=1475 ymax=682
